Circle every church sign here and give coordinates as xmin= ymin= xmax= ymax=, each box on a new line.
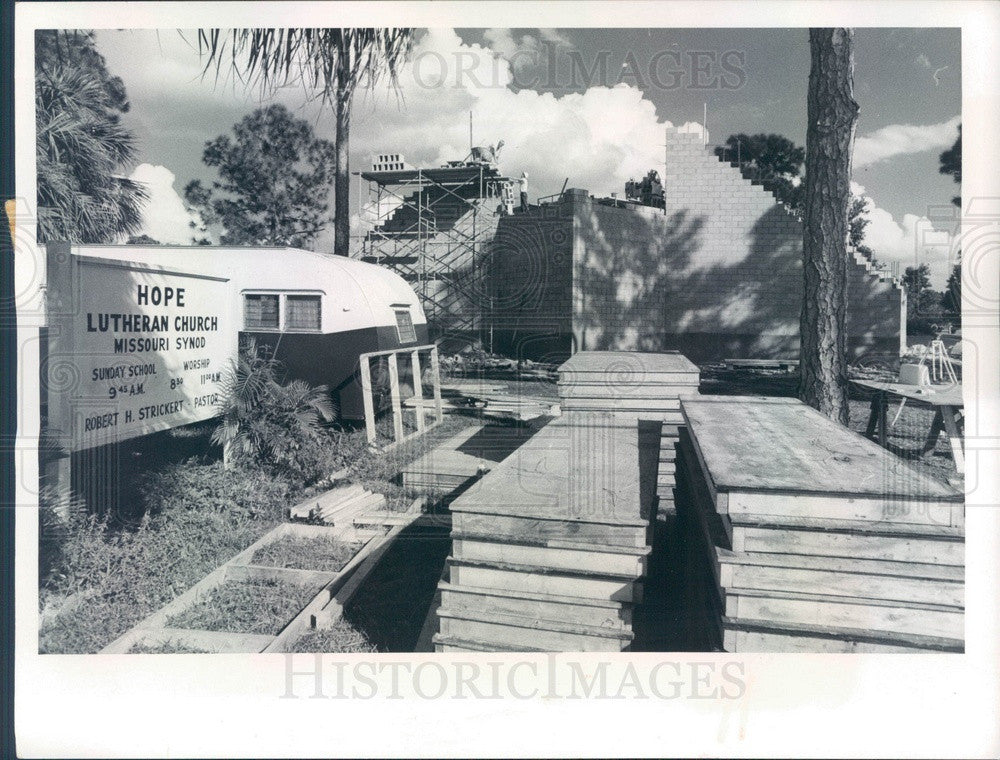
xmin=45 ymin=245 xmax=239 ymax=452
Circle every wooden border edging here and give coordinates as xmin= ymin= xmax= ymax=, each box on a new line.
xmin=264 ymin=500 xmax=426 ymax=652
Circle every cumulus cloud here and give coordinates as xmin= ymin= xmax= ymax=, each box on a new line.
xmin=853 ymin=116 xmax=960 ymax=168
xmin=351 ymin=29 xmax=705 ymax=201
xmin=851 ymin=180 xmax=956 ymax=288
xmin=129 ymin=163 xmax=205 ymax=244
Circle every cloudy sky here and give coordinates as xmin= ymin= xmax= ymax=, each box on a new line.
xmin=92 ymin=27 xmax=961 ymax=286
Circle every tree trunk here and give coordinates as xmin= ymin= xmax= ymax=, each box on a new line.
xmin=799 ymin=28 xmax=859 ymax=424
xmin=333 ymin=67 xmax=351 ymax=257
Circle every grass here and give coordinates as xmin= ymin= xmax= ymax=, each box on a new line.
xmin=38 ymin=413 xmax=467 ymax=654
xmin=250 ymin=535 xmax=361 ymax=572
xmin=165 ymin=578 xmax=318 ymax=636
xmin=290 ymin=623 xmax=378 ymax=653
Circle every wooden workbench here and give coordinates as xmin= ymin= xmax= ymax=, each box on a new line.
xmin=851 ymin=379 xmax=965 ymax=474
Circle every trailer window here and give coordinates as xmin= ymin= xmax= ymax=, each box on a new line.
xmin=244 ymin=294 xmax=279 ymax=330
xmin=285 ymin=295 xmax=321 ymax=331
xmin=394 ymin=308 xmax=417 ymax=343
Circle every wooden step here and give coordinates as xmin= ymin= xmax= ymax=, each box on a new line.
xmin=722 ymin=616 xmax=963 ymax=653
xmin=723 ymin=587 xmax=963 ymax=640
xmin=437 ymin=608 xmax=633 ymax=652
xmin=450 ymin=508 xmax=651 ymax=548
xmin=438 ymin=581 xmax=632 ymax=630
xmin=451 ymin=536 xmax=647 ymax=577
xmin=447 ymin=558 xmax=642 ymax=603
xmin=717 ymin=551 xmax=964 ymax=607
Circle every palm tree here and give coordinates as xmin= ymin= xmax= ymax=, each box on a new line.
xmin=35 ymin=30 xmax=148 ymax=244
xmin=212 ymin=338 xmax=335 ymax=472
xmin=194 ymin=28 xmax=415 ymax=256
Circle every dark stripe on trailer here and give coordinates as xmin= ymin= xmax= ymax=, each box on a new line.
xmin=245 ymin=322 xmax=430 ymax=421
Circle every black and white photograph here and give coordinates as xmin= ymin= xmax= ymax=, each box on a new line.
xmin=7 ymin=1 xmax=1000 ymax=757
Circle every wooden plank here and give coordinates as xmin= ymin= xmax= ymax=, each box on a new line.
xmin=288 ymin=483 xmax=363 ymax=520
xmin=439 ymin=582 xmax=632 ymax=630
xmin=723 ymin=618 xmax=964 ymax=652
xmin=558 ymin=350 xmax=698 ymax=376
xmin=317 ymin=492 xmax=385 ymax=523
xmin=718 ymin=556 xmax=963 ymax=607
xmin=131 ymin=627 xmax=276 ymax=654
xmin=359 ymin=355 xmax=376 ymax=444
xmin=727 ymin=491 xmax=964 ymax=529
xmin=725 ymin=588 xmax=963 ymax=640
xmin=452 ymin=538 xmax=646 ymax=577
xmin=557 ymin=376 xmax=700 ymax=388
xmin=411 ymin=349 xmax=426 ymax=432
xmin=734 ymin=523 xmax=964 ymax=566
xmin=558 ymin=397 xmax=683 ymax=411
xmin=432 ymin=633 xmax=547 ymax=653
xmin=450 ymin=510 xmax=649 ymax=548
xmin=680 ymin=396 xmax=962 ymax=500
xmin=725 ymin=629 xmax=963 ymax=654
xmin=447 ymin=559 xmax=642 ymax=603
xmin=430 ymin=345 xmax=444 ymax=423
xmin=450 ymin=413 xmax=650 ymax=524
xmin=437 ymin=611 xmax=630 ymax=652
xmin=451 ymin=530 xmax=650 ymax=556
xmin=387 ymin=352 xmax=403 ymax=442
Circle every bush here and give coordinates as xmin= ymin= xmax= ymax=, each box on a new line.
xmin=213 ymin=338 xmax=349 ymax=485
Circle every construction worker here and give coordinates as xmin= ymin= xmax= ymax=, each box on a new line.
xmin=519 ymin=171 xmax=529 ymax=212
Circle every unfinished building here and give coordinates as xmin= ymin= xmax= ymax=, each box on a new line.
xmin=488 ymin=128 xmax=904 ymax=363
xmin=356 ymin=131 xmax=904 ymax=364
xmin=357 ymin=152 xmax=516 ymax=349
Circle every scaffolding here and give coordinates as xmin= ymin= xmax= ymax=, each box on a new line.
xmin=354 ymin=162 xmax=516 ymax=347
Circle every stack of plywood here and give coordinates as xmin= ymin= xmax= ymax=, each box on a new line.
xmin=556 ymin=351 xmax=700 ymax=519
xmin=433 ymin=351 xmax=697 ymax=652
xmin=676 ymin=395 xmax=965 ymax=653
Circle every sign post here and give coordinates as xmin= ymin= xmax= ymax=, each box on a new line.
xmin=42 ymin=244 xmax=238 ymax=516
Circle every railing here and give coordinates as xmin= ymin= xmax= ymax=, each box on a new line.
xmin=357 ymin=343 xmax=443 ymax=445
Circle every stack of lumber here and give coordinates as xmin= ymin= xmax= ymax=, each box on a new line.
xmin=434 ymin=352 xmax=693 ymax=652
xmin=675 ymin=395 xmax=965 ymax=653
xmin=288 ymin=484 xmax=386 ymax=525
xmin=557 ymin=350 xmax=700 ymax=519
xmin=434 ymin=411 xmax=652 ymax=651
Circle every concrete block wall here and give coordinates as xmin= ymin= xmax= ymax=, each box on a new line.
xmin=571 ymin=128 xmax=904 ymax=362
xmin=489 ymin=201 xmax=576 ymax=361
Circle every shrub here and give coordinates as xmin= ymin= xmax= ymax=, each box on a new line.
xmin=213 ymin=338 xmax=347 ymax=485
